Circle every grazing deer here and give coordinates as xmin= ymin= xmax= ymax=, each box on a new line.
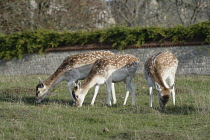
xmin=35 ymin=50 xmax=115 ymax=103
xmin=144 ymin=51 xmax=178 ymax=109
xmin=72 ymin=54 xmax=139 ymax=107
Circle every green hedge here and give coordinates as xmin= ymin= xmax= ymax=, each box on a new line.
xmin=0 ymin=21 xmax=210 ymax=60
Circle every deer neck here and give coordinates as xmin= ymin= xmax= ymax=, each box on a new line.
xmin=83 ymin=75 xmax=98 ymax=90
xmin=43 ymin=68 xmax=66 ymax=88
xmin=153 ymin=71 xmax=167 ymax=89
xmin=151 ymin=52 xmax=169 ymax=89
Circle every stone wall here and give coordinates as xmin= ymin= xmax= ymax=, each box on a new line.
xmin=0 ymin=45 xmax=209 ymax=75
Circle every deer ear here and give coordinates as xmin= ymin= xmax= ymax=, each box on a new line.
xmin=73 ymin=81 xmax=81 ymax=89
xmin=78 ymin=81 xmax=81 ymax=89
xmin=38 ymin=77 xmax=43 ymax=84
xmin=155 ymin=82 xmax=161 ymax=91
xmin=73 ymin=81 xmax=77 ymax=87
xmin=170 ymin=83 xmax=175 ymax=90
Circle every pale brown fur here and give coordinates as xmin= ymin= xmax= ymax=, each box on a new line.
xmin=73 ymin=54 xmax=139 ymax=107
xmin=144 ymin=51 xmax=178 ymax=109
xmin=44 ymin=51 xmax=114 ymax=87
xmin=145 ymin=51 xmax=178 ymax=91
xmin=82 ymin=54 xmax=139 ymax=89
xmin=36 ymin=50 xmax=114 ymax=103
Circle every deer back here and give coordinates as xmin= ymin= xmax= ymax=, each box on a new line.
xmin=145 ymin=51 xmax=178 ymax=87
xmin=44 ymin=50 xmax=114 ymax=86
xmin=89 ymin=54 xmax=139 ymax=78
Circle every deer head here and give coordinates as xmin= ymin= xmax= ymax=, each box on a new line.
xmin=72 ymin=81 xmax=87 ymax=107
xmin=155 ymin=82 xmax=174 ymax=109
xmin=35 ymin=77 xmax=49 ymax=103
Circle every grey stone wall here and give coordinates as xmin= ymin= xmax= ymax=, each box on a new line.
xmin=0 ymin=45 xmax=210 ymax=75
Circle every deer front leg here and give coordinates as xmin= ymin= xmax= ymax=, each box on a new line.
xmin=171 ymin=87 xmax=175 ymax=105
xmin=146 ymin=77 xmax=154 ymax=108
xmin=149 ymin=86 xmax=153 ymax=108
xmin=67 ymin=79 xmax=79 ymax=102
xmin=168 ymin=75 xmax=176 ymax=105
xmin=111 ymin=83 xmax=116 ymax=104
xmin=91 ymin=85 xmax=100 ymax=105
xmin=106 ymin=78 xmax=112 ymax=106
xmin=157 ymin=91 xmax=162 ymax=110
xmin=67 ymin=69 xmax=80 ymax=101
xmin=67 ymin=81 xmax=74 ymax=101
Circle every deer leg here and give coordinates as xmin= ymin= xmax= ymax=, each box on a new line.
xmin=67 ymin=69 xmax=80 ymax=101
xmin=111 ymin=83 xmax=117 ymax=104
xmin=91 ymin=85 xmax=100 ymax=105
xmin=106 ymin=78 xmax=112 ymax=106
xmin=169 ymin=75 xmax=176 ymax=105
xmin=157 ymin=91 xmax=162 ymax=109
xmin=123 ymin=77 xmax=131 ymax=105
xmin=149 ymin=86 xmax=153 ymax=108
xmin=171 ymin=87 xmax=175 ymax=105
xmin=67 ymin=81 xmax=74 ymax=101
xmin=146 ymin=77 xmax=153 ymax=108
xmin=130 ymin=81 xmax=136 ymax=106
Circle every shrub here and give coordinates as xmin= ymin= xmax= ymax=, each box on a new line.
xmin=0 ymin=21 xmax=209 ymax=60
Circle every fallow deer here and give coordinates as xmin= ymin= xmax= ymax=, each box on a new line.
xmin=144 ymin=51 xmax=178 ymax=109
xmin=35 ymin=50 xmax=115 ymax=103
xmin=72 ymin=54 xmax=139 ymax=107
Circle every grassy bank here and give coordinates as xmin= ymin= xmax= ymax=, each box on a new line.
xmin=0 ymin=74 xmax=210 ymax=139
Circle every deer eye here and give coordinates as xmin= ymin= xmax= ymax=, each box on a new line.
xmin=72 ymin=91 xmax=78 ymax=99
xmin=39 ymin=83 xmax=44 ymax=88
xmin=36 ymin=90 xmax=40 ymax=96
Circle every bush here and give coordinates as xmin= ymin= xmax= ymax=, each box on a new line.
xmin=0 ymin=21 xmax=209 ymax=60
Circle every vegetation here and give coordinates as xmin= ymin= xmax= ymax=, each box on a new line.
xmin=0 ymin=21 xmax=210 ymax=60
xmin=1 ymin=0 xmax=209 ymax=33
xmin=0 ymin=0 xmax=108 ymax=34
xmin=0 ymin=74 xmax=210 ymax=139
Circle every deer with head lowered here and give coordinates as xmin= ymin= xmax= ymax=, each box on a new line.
xmin=72 ymin=54 xmax=139 ymax=107
xmin=144 ymin=51 xmax=178 ymax=109
xmin=35 ymin=50 xmax=115 ymax=104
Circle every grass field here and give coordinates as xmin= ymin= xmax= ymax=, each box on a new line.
xmin=0 ymin=74 xmax=210 ymax=140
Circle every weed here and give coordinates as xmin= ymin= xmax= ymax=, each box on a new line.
xmin=0 ymin=74 xmax=209 ymax=139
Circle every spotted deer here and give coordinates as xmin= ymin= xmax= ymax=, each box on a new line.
xmin=35 ymin=50 xmax=115 ymax=103
xmin=72 ymin=54 xmax=139 ymax=107
xmin=144 ymin=51 xmax=178 ymax=109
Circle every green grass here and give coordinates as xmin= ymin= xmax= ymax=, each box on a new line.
xmin=0 ymin=74 xmax=210 ymax=140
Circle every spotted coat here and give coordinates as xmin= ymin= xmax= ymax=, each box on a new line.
xmin=144 ymin=51 xmax=178 ymax=89
xmin=89 ymin=54 xmax=138 ymax=77
xmin=44 ymin=51 xmax=114 ymax=86
xmin=72 ymin=54 xmax=139 ymax=107
xmin=81 ymin=54 xmax=139 ymax=88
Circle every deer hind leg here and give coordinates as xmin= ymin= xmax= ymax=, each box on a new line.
xmin=111 ymin=83 xmax=117 ymax=104
xmin=91 ymin=85 xmax=100 ymax=105
xmin=168 ymin=74 xmax=176 ymax=105
xmin=130 ymin=81 xmax=136 ymax=106
xmin=123 ymin=77 xmax=132 ymax=105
